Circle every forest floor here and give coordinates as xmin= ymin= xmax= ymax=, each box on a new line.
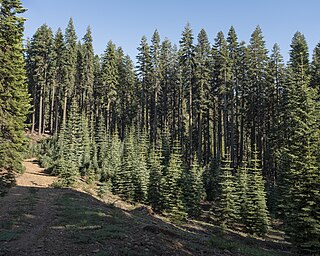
xmin=0 ymin=158 xmax=293 ymax=256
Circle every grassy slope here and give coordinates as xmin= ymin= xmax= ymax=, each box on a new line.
xmin=0 ymin=181 xmax=293 ymax=256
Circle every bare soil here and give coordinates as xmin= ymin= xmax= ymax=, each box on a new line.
xmin=0 ymin=159 xmax=291 ymax=256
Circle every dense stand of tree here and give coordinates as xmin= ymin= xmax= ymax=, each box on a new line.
xmin=27 ymin=21 xmax=319 ymax=254
xmin=27 ymin=20 xmax=320 ymax=254
xmin=0 ymin=1 xmax=318 ymax=253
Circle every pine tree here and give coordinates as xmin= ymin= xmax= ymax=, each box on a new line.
xmin=194 ymin=29 xmax=211 ymax=162
xmin=63 ymin=18 xmax=77 ymax=126
xmin=215 ymin=155 xmax=238 ymax=229
xmin=245 ymin=26 xmax=270 ymax=165
xmin=161 ymin=140 xmax=186 ymax=220
xmin=0 ymin=0 xmax=30 ymax=174
xmin=212 ymin=31 xmax=230 ymax=160
xmin=278 ymin=33 xmax=320 ymax=253
xmin=79 ymin=114 xmax=91 ymax=176
xmin=179 ymin=23 xmax=195 ymax=163
xmin=236 ymin=163 xmax=248 ymax=227
xmin=310 ymin=41 xmax=320 ymax=96
xmin=26 ymin=24 xmax=54 ymax=135
xmin=136 ymin=35 xmax=152 ymax=131
xmin=52 ymin=28 xmax=67 ymax=135
xmin=147 ymin=146 xmax=164 ymax=211
xmin=182 ymin=155 xmax=205 ymax=218
xmin=101 ymin=40 xmax=119 ymax=132
xmin=115 ymin=128 xmax=135 ymax=200
xmin=80 ymin=26 xmax=94 ymax=115
xmin=132 ymin=129 xmax=149 ymax=202
xmin=244 ymin=147 xmax=269 ymax=236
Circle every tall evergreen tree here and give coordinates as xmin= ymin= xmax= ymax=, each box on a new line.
xmin=0 ymin=0 xmax=30 ymax=174
xmin=278 ymin=33 xmax=320 ymax=253
xmin=179 ymin=23 xmax=195 ymax=163
xmin=310 ymin=41 xmax=320 ymax=95
xmin=161 ymin=140 xmax=186 ymax=220
xmin=52 ymin=28 xmax=67 ymax=135
xmin=244 ymin=147 xmax=269 ymax=236
xmin=26 ymin=24 xmax=53 ymax=135
xmin=215 ymin=155 xmax=238 ymax=229
xmin=63 ymin=18 xmax=77 ymax=126
xmin=147 ymin=145 xmax=164 ymax=211
xmin=136 ymin=35 xmax=152 ymax=131
xmin=101 ymin=40 xmax=119 ymax=132
xmin=245 ymin=26 xmax=270 ymax=167
xmin=194 ymin=29 xmax=211 ymax=163
xmin=182 ymin=155 xmax=205 ymax=218
xmin=80 ymin=26 xmax=94 ymax=115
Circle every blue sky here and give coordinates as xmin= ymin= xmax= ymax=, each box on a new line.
xmin=22 ymin=0 xmax=320 ymax=62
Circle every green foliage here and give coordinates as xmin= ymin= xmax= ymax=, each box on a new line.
xmin=182 ymin=155 xmax=205 ymax=218
xmin=278 ymin=38 xmax=320 ymax=252
xmin=244 ymin=149 xmax=269 ymax=236
xmin=161 ymin=140 xmax=187 ymax=220
xmin=0 ymin=0 xmax=30 ymax=173
xmin=112 ymin=128 xmax=135 ymax=200
xmin=215 ymin=156 xmax=238 ymax=229
xmin=147 ymin=146 xmax=164 ymax=211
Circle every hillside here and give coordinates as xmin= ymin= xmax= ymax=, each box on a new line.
xmin=0 ymin=159 xmax=292 ymax=256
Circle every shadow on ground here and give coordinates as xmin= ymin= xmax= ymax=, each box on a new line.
xmin=0 ymin=185 xmax=292 ymax=256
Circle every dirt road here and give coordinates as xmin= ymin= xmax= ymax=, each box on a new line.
xmin=0 ymin=159 xmax=289 ymax=256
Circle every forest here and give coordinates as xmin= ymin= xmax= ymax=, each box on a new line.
xmin=0 ymin=0 xmax=319 ymax=255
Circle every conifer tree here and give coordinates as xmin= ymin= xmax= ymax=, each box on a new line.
xmin=147 ymin=146 xmax=164 ymax=211
xmin=132 ymin=129 xmax=149 ymax=202
xmin=80 ymin=114 xmax=91 ymax=175
xmin=179 ymin=23 xmax=195 ymax=163
xmin=80 ymin=26 xmax=94 ymax=115
xmin=182 ymin=155 xmax=205 ymax=218
xmin=161 ymin=140 xmax=186 ymax=220
xmin=215 ymin=155 xmax=238 ymax=229
xmin=245 ymin=26 xmax=270 ymax=163
xmin=236 ymin=163 xmax=248 ymax=226
xmin=311 ymin=42 xmax=320 ymax=95
xmin=194 ymin=29 xmax=211 ymax=162
xmin=116 ymin=128 xmax=135 ymax=200
xmin=63 ymin=18 xmax=77 ymax=126
xmin=52 ymin=28 xmax=67 ymax=135
xmin=244 ymin=147 xmax=269 ymax=236
xmin=26 ymin=24 xmax=53 ymax=135
xmin=0 ymin=0 xmax=30 ymax=174
xmin=136 ymin=35 xmax=152 ymax=131
xmin=101 ymin=40 xmax=119 ymax=132
xmin=278 ymin=33 xmax=320 ymax=252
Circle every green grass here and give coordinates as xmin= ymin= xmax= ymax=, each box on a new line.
xmin=0 ymin=188 xmax=39 ymax=243
xmin=56 ymin=193 xmax=129 ymax=245
xmin=209 ymin=234 xmax=288 ymax=256
xmin=0 ymin=230 xmax=21 ymax=242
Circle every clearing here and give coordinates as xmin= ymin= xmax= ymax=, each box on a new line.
xmin=0 ymin=159 xmax=292 ymax=256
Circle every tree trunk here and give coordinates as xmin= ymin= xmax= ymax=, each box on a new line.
xmin=38 ymin=86 xmax=43 ymax=135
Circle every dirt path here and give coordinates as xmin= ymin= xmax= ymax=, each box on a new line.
xmin=0 ymin=159 xmax=291 ymax=256
xmin=16 ymin=159 xmax=57 ymax=188
xmin=0 ymin=159 xmax=61 ymax=256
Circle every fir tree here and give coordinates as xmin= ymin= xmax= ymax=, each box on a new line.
xmin=161 ymin=140 xmax=187 ymax=220
xmin=179 ymin=23 xmax=195 ymax=162
xmin=26 ymin=24 xmax=54 ymax=135
xmin=182 ymin=155 xmax=205 ymax=218
xmin=278 ymin=34 xmax=320 ymax=252
xmin=0 ymin=0 xmax=30 ymax=174
xmin=244 ymin=147 xmax=269 ymax=236
xmin=147 ymin=146 xmax=164 ymax=211
xmin=215 ymin=156 xmax=238 ymax=229
xmin=114 ymin=128 xmax=135 ymax=200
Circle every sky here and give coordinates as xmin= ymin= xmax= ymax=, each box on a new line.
xmin=22 ymin=0 xmax=320 ymax=62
